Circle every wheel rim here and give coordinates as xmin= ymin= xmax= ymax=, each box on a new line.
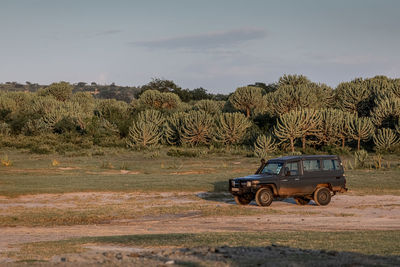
xmin=261 ymin=191 xmax=270 ymax=203
xmin=320 ymin=191 xmax=328 ymax=202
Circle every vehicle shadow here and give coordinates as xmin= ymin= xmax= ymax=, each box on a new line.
xmin=197 ymin=180 xmax=317 ymax=206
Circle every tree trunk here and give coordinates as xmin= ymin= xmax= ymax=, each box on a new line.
xmin=290 ymin=138 xmax=294 ymax=152
xmin=302 ymin=136 xmax=306 ymax=150
xmin=357 ymin=138 xmax=361 ymax=151
xmin=246 ymin=108 xmax=250 ymax=118
xmin=341 ymin=137 xmax=345 ymax=148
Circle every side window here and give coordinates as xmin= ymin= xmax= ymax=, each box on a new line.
xmin=303 ymin=160 xmax=321 ymax=172
xmin=322 ymin=159 xmax=342 ymax=171
xmin=322 ymin=160 xmax=335 ymax=171
xmin=286 ymin=162 xmax=299 ymax=176
xmin=333 ymin=160 xmax=341 ymax=170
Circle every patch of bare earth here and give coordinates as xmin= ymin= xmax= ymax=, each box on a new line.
xmin=1 ymin=192 xmax=400 ymax=264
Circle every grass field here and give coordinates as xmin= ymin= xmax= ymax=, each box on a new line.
xmin=1 ymin=148 xmax=399 ymax=264
xmin=1 ymin=148 xmax=399 ymax=197
xmin=6 ymin=231 xmax=400 ymax=261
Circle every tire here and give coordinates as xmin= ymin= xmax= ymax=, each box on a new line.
xmin=313 ymin=187 xmax=332 ymax=206
xmin=234 ymin=194 xmax=252 ymax=205
xmin=255 ymin=187 xmax=273 ymax=207
xmin=294 ymin=197 xmax=310 ymax=205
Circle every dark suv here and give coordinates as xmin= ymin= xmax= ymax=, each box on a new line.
xmin=229 ymin=155 xmax=347 ymax=206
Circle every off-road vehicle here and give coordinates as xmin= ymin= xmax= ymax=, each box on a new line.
xmin=229 ymin=155 xmax=347 ymax=206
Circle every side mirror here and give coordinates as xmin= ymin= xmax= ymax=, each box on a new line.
xmin=284 ymin=167 xmax=291 ymax=176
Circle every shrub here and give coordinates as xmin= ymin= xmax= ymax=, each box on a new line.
xmin=254 ymin=135 xmax=277 ymax=159
xmin=214 ymin=113 xmax=251 ymax=146
xmin=373 ymin=128 xmax=400 ymax=153
xmin=354 ymin=150 xmax=368 ymax=168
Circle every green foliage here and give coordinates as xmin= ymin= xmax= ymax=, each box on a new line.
xmin=254 ymin=135 xmax=277 ymax=159
xmin=138 ymin=90 xmax=181 ymax=110
xmin=193 ymin=100 xmax=224 ymax=115
xmin=164 ymin=112 xmax=186 ymax=145
xmin=335 ymin=79 xmax=371 ymax=115
xmin=181 ymin=111 xmax=214 ymax=146
xmin=371 ymin=97 xmax=400 ymax=128
xmin=126 ymin=110 xmax=164 ymax=148
xmin=316 ymin=109 xmax=355 ymax=148
xmin=373 ymin=128 xmax=400 ymax=152
xmin=229 ymin=86 xmax=264 ymax=117
xmin=95 ymin=99 xmax=131 ymax=136
xmin=354 ymin=150 xmax=368 ymax=168
xmin=38 ymin=82 xmax=73 ymax=101
xmin=347 ymin=116 xmax=375 ymax=150
xmin=214 ymin=112 xmax=251 ymax=146
xmin=265 ymin=76 xmax=334 ymax=115
xmin=274 ymin=110 xmax=304 ymax=152
xmin=0 ymin=122 xmax=11 ymax=135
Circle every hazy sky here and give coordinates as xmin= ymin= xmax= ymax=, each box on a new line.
xmin=1 ymin=0 xmax=399 ymax=93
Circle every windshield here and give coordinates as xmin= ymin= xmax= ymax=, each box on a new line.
xmin=261 ymin=162 xmax=283 ymax=175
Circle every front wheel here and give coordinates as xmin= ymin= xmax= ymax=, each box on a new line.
xmin=234 ymin=194 xmax=252 ymax=205
xmin=314 ymin=187 xmax=332 ymax=206
xmin=255 ymin=188 xmax=273 ymax=207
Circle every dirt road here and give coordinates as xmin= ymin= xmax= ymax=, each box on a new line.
xmin=1 ymin=193 xmax=399 ymax=252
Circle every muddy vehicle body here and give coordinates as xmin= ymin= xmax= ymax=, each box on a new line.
xmin=229 ymin=155 xmax=347 ymax=206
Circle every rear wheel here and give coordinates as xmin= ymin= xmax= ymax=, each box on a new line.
xmin=255 ymin=188 xmax=273 ymax=207
xmin=294 ymin=197 xmax=310 ymax=205
xmin=234 ymin=194 xmax=252 ymax=205
xmin=314 ymin=187 xmax=331 ymax=206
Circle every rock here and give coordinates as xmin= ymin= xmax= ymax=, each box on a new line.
xmin=60 ymin=257 xmax=66 ymax=262
xmin=115 ymin=253 xmax=123 ymax=260
xmin=165 ymin=260 xmax=175 ymax=265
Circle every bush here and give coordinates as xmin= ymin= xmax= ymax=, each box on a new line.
xmin=354 ymin=150 xmax=368 ymax=168
xmin=30 ymin=144 xmax=54 ymax=154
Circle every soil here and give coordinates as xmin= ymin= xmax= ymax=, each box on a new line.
xmin=1 ymin=192 xmax=400 ymax=265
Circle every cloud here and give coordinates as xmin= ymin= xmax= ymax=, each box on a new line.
xmin=94 ymin=30 xmax=122 ymax=36
xmin=129 ymin=28 xmax=267 ymax=50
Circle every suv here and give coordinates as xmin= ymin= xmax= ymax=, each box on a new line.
xmin=229 ymin=155 xmax=347 ymax=206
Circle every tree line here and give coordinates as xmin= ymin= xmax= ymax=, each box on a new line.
xmin=0 ymin=75 xmax=399 ymax=155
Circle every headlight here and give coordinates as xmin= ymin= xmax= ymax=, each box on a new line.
xmin=246 ymin=181 xmax=252 ymax=187
xmin=231 ymin=180 xmax=236 ymax=187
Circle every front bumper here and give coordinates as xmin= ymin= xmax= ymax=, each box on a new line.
xmin=228 ymin=179 xmax=256 ymax=195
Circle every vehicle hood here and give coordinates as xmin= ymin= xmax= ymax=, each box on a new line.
xmin=233 ymin=174 xmax=274 ymax=181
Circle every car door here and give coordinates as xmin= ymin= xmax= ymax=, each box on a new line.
xmin=279 ymin=161 xmax=302 ymax=196
xmin=321 ymin=158 xmax=344 ymax=188
xmin=301 ymin=158 xmax=323 ymax=194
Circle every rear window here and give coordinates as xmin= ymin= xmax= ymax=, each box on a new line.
xmin=322 ymin=159 xmax=341 ymax=171
xmin=303 ymin=160 xmax=321 ymax=171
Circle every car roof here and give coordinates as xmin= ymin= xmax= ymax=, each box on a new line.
xmin=268 ymin=155 xmax=339 ymax=162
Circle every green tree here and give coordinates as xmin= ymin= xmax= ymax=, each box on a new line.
xmin=194 ymin=100 xmax=225 ymax=115
xmin=229 ymin=86 xmax=264 ymax=118
xmin=164 ymin=112 xmax=187 ymax=145
xmin=373 ymin=128 xmax=400 ymax=152
xmin=39 ymin=81 xmax=73 ymax=101
xmin=181 ymin=111 xmax=214 ymax=146
xmin=371 ymin=97 xmax=400 ymax=128
xmin=347 ymin=116 xmax=374 ymax=150
xmin=214 ymin=112 xmax=251 ymax=146
xmin=126 ymin=110 xmax=164 ymax=148
xmin=265 ymin=78 xmax=334 ymax=115
xmin=138 ymin=90 xmax=181 ymax=110
xmin=297 ymin=109 xmax=322 ymax=150
xmin=273 ymin=110 xmax=304 ymax=152
xmin=254 ymin=135 xmax=277 ymax=159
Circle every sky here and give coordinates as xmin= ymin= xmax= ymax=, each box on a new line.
xmin=1 ymin=0 xmax=399 ymax=93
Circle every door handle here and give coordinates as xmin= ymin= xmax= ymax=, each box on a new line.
xmin=281 ymin=179 xmax=288 ymax=182
xmin=294 ymin=178 xmax=300 ymax=181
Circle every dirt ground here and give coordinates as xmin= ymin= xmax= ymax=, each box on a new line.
xmin=1 ymin=192 xmax=400 ymax=265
